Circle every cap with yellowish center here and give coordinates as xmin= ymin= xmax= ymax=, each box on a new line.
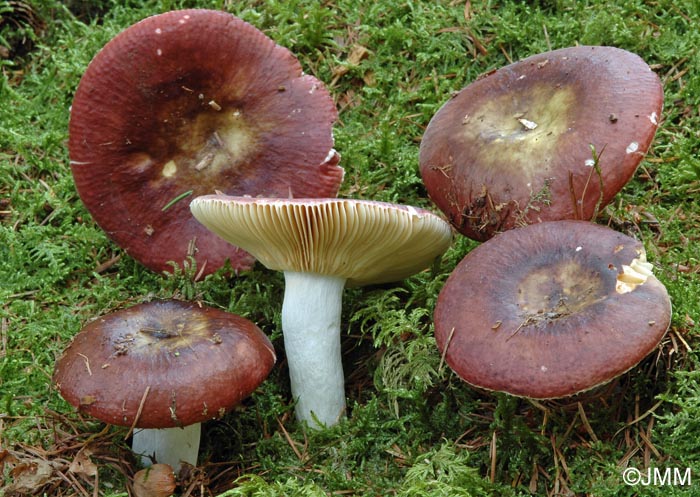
xmin=53 ymin=299 xmax=275 ymax=470
xmin=434 ymin=220 xmax=671 ymax=399
xmin=190 ymin=195 xmax=453 ymax=427
xmin=69 ymin=9 xmax=343 ymax=276
xmin=420 ymin=45 xmax=663 ymax=241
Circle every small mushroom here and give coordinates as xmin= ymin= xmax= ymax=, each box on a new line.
xmin=69 ymin=9 xmax=342 ymax=275
xmin=434 ymin=220 xmax=671 ymax=399
xmin=420 ymin=45 xmax=663 ymax=240
xmin=53 ymin=300 xmax=275 ymax=470
xmin=190 ymin=195 xmax=453 ymax=427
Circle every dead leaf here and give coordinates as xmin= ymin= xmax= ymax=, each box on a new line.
xmin=347 ymin=44 xmax=369 ymax=65
xmin=0 ymin=448 xmax=19 ymax=472
xmin=7 ymin=460 xmax=55 ymax=494
xmin=68 ymin=445 xmax=98 ymax=479
xmin=331 ymin=44 xmax=371 ymax=85
xmin=464 ymin=0 xmax=472 ymax=21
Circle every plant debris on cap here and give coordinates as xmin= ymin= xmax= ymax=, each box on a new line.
xmin=420 ymin=45 xmax=663 ymax=241
xmin=53 ymin=300 xmax=276 ymax=428
xmin=434 ymin=220 xmax=671 ymax=399
xmin=69 ymin=9 xmax=343 ymax=275
xmin=189 ymin=195 xmax=453 ymax=287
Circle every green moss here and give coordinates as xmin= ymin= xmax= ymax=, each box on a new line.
xmin=2 ymin=0 xmax=700 ymax=495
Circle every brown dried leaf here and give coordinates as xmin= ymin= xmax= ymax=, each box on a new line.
xmin=331 ymin=44 xmax=371 ymax=82
xmin=68 ymin=445 xmax=98 ymax=479
xmin=133 ymin=464 xmax=176 ymax=497
xmin=0 ymin=448 xmax=19 ymax=470
xmin=7 ymin=460 xmax=55 ymax=494
xmin=464 ymin=0 xmax=472 ymax=21
xmin=347 ymin=44 xmax=370 ymax=65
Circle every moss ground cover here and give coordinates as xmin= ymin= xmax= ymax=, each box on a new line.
xmin=1 ymin=0 xmax=699 ymax=495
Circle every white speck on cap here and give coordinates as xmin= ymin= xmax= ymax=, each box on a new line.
xmin=626 ymin=142 xmax=639 ymax=154
xmin=162 ymin=160 xmax=177 ymax=177
xmin=517 ymin=117 xmax=538 ymax=130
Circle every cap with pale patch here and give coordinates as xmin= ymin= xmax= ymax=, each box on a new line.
xmin=53 ymin=300 xmax=276 ymax=428
xmin=69 ymin=9 xmax=343 ymax=275
xmin=420 ymin=45 xmax=663 ymax=241
xmin=189 ymin=195 xmax=453 ymax=286
xmin=434 ymin=220 xmax=671 ymax=399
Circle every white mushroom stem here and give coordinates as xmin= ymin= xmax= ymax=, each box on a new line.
xmin=131 ymin=424 xmax=201 ymax=471
xmin=282 ymin=271 xmax=347 ymax=428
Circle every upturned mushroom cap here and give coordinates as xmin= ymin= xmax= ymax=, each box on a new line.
xmin=53 ymin=300 xmax=276 ymax=428
xmin=420 ymin=45 xmax=663 ymax=241
xmin=189 ymin=195 xmax=453 ymax=287
xmin=69 ymin=9 xmax=343 ymax=275
xmin=434 ymin=220 xmax=671 ymax=399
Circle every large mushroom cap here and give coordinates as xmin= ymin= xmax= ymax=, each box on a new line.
xmin=189 ymin=195 xmax=453 ymax=287
xmin=434 ymin=220 xmax=671 ymax=399
xmin=420 ymin=45 xmax=663 ymax=241
xmin=69 ymin=9 xmax=343 ymax=275
xmin=53 ymin=300 xmax=276 ymax=428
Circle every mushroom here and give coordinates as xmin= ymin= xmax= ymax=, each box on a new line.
xmin=420 ymin=45 xmax=663 ymax=241
xmin=53 ymin=300 xmax=276 ymax=470
xmin=189 ymin=195 xmax=453 ymax=427
xmin=433 ymin=220 xmax=671 ymax=399
xmin=68 ymin=9 xmax=343 ymax=275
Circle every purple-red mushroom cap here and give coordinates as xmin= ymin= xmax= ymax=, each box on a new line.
xmin=434 ymin=220 xmax=671 ymax=399
xmin=53 ymin=300 xmax=276 ymax=428
xmin=69 ymin=9 xmax=343 ymax=275
xmin=420 ymin=45 xmax=663 ymax=241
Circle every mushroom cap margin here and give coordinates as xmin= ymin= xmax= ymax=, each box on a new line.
xmin=53 ymin=300 xmax=276 ymax=428
xmin=433 ymin=220 xmax=671 ymax=399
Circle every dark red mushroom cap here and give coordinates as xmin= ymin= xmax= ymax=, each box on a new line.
xmin=53 ymin=300 xmax=276 ymax=428
xmin=69 ymin=9 xmax=343 ymax=275
xmin=434 ymin=220 xmax=671 ymax=399
xmin=420 ymin=45 xmax=663 ymax=241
